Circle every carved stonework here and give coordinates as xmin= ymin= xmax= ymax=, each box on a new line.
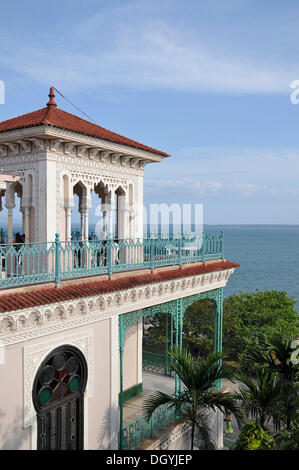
xmin=0 ymin=268 xmax=235 ymax=345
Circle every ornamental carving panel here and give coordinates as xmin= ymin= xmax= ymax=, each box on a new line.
xmin=0 ymin=268 xmax=235 ymax=345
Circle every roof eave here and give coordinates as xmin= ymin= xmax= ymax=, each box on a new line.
xmin=0 ymin=124 xmax=170 ymax=161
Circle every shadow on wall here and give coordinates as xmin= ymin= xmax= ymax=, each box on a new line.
xmin=97 ymin=405 xmax=118 ymax=450
xmin=0 ymin=407 xmax=29 ymax=450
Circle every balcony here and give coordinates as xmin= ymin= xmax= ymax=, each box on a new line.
xmin=0 ymin=232 xmax=224 ymax=290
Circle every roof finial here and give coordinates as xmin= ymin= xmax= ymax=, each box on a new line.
xmin=46 ymin=87 xmax=57 ymax=107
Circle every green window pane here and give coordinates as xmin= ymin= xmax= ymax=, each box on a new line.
xmin=69 ymin=375 xmax=80 ymax=392
xmin=39 ymin=387 xmax=52 ymax=405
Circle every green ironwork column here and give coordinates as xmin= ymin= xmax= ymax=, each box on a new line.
xmin=178 ymin=298 xmax=183 ymax=394
xmin=55 ymin=233 xmax=61 ymax=285
xmin=119 ymin=314 xmax=124 ymax=450
xmin=165 ymin=312 xmax=169 ymax=376
xmin=174 ymin=306 xmax=178 ymax=396
xmin=214 ymin=288 xmax=223 ymax=389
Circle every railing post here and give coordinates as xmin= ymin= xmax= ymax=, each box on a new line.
xmin=108 ymin=236 xmax=113 ymax=277
xmin=150 ymin=237 xmax=155 ymax=272
xmin=202 ymin=233 xmax=205 ymax=264
xmin=178 ymin=236 xmax=182 ymax=267
xmin=221 ymin=230 xmax=224 ymax=260
xmin=55 ymin=233 xmax=61 ymax=286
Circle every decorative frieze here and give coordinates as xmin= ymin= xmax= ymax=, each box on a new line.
xmin=0 ymin=136 xmax=154 ymax=171
xmin=0 ymin=268 xmax=235 ymax=345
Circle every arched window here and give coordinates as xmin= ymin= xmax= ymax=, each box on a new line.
xmin=32 ymin=345 xmax=88 ymax=450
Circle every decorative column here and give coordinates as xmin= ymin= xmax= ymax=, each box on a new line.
xmin=102 ymin=208 xmax=108 ymax=238
xmin=165 ymin=312 xmax=169 ymax=376
xmin=174 ymin=306 xmax=179 ymax=396
xmin=79 ymin=206 xmax=84 ymax=240
xmin=7 ymin=209 xmax=13 ymax=243
xmin=117 ymin=192 xmax=127 ymax=239
xmin=21 ymin=208 xmax=25 ymax=235
xmin=24 ymin=207 xmax=30 ymax=242
xmin=65 ymin=207 xmax=72 ymax=241
xmin=108 ymin=202 xmax=115 ymax=238
xmin=110 ymin=315 xmax=119 ymax=450
xmin=5 ymin=184 xmax=15 ymax=244
xmin=83 ymin=209 xmax=88 ymax=240
xmin=119 ymin=314 xmax=124 ymax=450
xmin=214 ymin=288 xmax=223 ymax=390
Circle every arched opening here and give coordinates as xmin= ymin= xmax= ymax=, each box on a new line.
xmin=115 ymin=186 xmax=126 ymax=239
xmin=32 ymin=344 xmax=88 ymax=450
xmin=182 ymin=298 xmax=215 ymax=357
xmin=0 ymin=181 xmax=24 ymax=243
xmin=93 ymin=181 xmax=109 ymax=238
xmin=72 ymin=181 xmax=89 ymax=240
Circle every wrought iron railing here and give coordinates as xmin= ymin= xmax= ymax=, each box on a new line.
xmin=120 ymin=403 xmax=179 ymax=450
xmin=142 ymin=350 xmax=174 ymax=376
xmin=223 ymin=437 xmax=236 ymax=450
xmin=142 ymin=350 xmax=200 ymax=377
xmin=0 ymin=232 xmax=224 ymax=289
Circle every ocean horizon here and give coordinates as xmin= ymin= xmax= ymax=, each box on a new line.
xmin=1 ymin=223 xmax=298 ymax=311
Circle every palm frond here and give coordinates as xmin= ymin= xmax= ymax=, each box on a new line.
xmin=142 ymin=390 xmax=192 ymax=422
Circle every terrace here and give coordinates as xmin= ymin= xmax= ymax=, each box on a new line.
xmin=0 ymin=232 xmax=224 ymax=290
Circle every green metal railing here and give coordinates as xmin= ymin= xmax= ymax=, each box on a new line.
xmin=142 ymin=350 xmax=200 ymax=377
xmin=120 ymin=403 xmax=182 ymax=450
xmin=223 ymin=437 xmax=236 ymax=450
xmin=142 ymin=350 xmax=174 ymax=376
xmin=0 ymin=232 xmax=224 ymax=289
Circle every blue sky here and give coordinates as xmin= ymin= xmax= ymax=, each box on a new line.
xmin=1 ymin=0 xmax=299 ymax=224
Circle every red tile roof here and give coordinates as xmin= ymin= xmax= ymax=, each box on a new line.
xmin=0 ymin=88 xmax=169 ymax=157
xmin=0 ymin=260 xmax=239 ymax=313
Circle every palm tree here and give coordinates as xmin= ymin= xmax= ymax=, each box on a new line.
xmin=142 ymin=348 xmax=243 ymax=450
xmin=246 ymin=332 xmax=299 ymax=430
xmin=234 ymin=364 xmax=282 ymax=431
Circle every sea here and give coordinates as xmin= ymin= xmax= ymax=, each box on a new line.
xmin=4 ymin=223 xmax=299 ymax=312
xmin=205 ymin=225 xmax=299 ymax=311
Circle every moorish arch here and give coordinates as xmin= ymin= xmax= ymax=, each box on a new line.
xmin=32 ymin=344 xmax=88 ymax=450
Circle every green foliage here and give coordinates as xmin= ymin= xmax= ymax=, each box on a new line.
xmin=181 ymin=299 xmax=215 ymax=356
xmin=234 ymin=421 xmax=276 ymax=450
xmin=145 ymin=299 xmax=215 ymax=357
xmin=245 ymin=332 xmax=299 ymax=431
xmin=142 ymin=348 xmax=243 ymax=450
xmin=234 ymin=365 xmax=282 ymax=430
xmin=223 ymin=290 xmax=299 ymax=372
xmin=145 ymin=290 xmax=299 ymax=370
xmin=275 ymin=418 xmax=299 ymax=450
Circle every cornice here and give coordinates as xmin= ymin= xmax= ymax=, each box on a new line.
xmin=0 ymin=268 xmax=235 ymax=345
xmin=0 ymin=125 xmax=165 ymax=163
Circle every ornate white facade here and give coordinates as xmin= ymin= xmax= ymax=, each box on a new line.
xmin=0 ymin=90 xmax=237 ymax=451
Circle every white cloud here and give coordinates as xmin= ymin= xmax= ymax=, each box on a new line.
xmin=0 ymin=10 xmax=298 ymax=96
xmin=145 ymin=178 xmax=223 ymax=194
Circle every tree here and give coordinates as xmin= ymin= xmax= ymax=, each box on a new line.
xmin=181 ymin=299 xmax=215 ymax=357
xmin=223 ymin=290 xmax=299 ymax=372
xmin=142 ymin=348 xmax=243 ymax=450
xmin=246 ymin=332 xmax=299 ymax=431
xmin=145 ymin=291 xmax=299 ymax=371
xmin=234 ymin=365 xmax=282 ymax=431
xmin=144 ymin=299 xmax=215 ymax=357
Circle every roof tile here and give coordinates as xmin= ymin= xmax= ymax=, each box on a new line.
xmin=0 ymin=102 xmax=169 ymax=157
xmin=0 ymin=260 xmax=239 ymax=313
